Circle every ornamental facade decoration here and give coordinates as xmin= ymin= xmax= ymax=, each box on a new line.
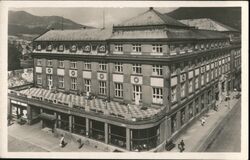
xmin=134 ymin=77 xmax=139 ymax=83
xmin=84 ymin=45 xmax=91 ymax=52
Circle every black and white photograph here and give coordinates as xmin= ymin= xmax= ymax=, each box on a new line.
xmin=0 ymin=1 xmax=248 ymax=159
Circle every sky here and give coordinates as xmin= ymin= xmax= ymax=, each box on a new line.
xmin=10 ymin=7 xmax=178 ymax=28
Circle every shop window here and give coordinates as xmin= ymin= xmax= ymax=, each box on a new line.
xmin=109 ymin=124 xmax=126 ymax=149
xmin=131 ymin=125 xmax=160 ymax=151
xmin=89 ymin=120 xmax=105 ymax=142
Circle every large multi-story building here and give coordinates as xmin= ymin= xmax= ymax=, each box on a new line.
xmin=8 ymin=7 xmax=241 ymax=152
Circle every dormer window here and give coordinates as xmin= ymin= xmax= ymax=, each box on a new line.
xmin=211 ymin=43 xmax=214 ymax=48
xmin=47 ymin=44 xmax=52 ymax=51
xmin=71 ymin=45 xmax=77 ymax=52
xmin=37 ymin=44 xmax=42 ymax=51
xmin=99 ymin=45 xmax=106 ymax=52
xmin=58 ymin=44 xmax=64 ymax=51
xmin=201 ymin=44 xmax=204 ymax=49
xmin=195 ymin=44 xmax=199 ymax=50
xmin=84 ymin=45 xmax=91 ymax=52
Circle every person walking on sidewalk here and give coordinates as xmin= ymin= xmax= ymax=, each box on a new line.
xmin=178 ymin=140 xmax=185 ymax=152
xmin=201 ymin=117 xmax=206 ymax=126
xmin=60 ymin=134 xmax=65 ymax=148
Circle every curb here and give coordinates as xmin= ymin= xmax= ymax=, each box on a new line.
xmin=194 ymin=99 xmax=240 ymax=152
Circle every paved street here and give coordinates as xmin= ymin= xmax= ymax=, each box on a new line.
xmin=170 ymin=92 xmax=241 ymax=152
xmin=205 ymin=100 xmax=241 ymax=152
xmin=8 ymin=135 xmax=48 ymax=152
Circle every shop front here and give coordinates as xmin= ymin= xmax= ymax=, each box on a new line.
xmin=10 ymin=100 xmax=28 ymax=124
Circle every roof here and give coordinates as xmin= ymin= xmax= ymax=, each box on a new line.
xmin=110 ymin=28 xmax=228 ymax=40
xmin=34 ymin=28 xmax=113 ymax=41
xmin=16 ymin=87 xmax=163 ymax=121
xmin=179 ymin=18 xmax=238 ymax=32
xmin=116 ymin=7 xmax=188 ymax=28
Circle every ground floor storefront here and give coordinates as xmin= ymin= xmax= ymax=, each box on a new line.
xmin=7 ymin=81 xmax=228 ymax=152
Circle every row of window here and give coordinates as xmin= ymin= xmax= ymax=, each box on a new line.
xmin=170 ymin=55 xmax=231 ymax=75
xmin=37 ymin=60 xmax=163 ymax=75
xmin=36 ymin=44 xmax=106 ymax=53
xmin=170 ymin=64 xmax=230 ymax=103
xmin=35 ymin=40 xmax=230 ymax=55
xmin=171 ymin=91 xmax=213 ymax=133
xmin=113 ymin=40 xmax=229 ymax=54
xmin=37 ymin=75 xmax=163 ymax=104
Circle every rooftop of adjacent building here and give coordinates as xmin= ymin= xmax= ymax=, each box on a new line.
xmin=179 ymin=18 xmax=239 ymax=32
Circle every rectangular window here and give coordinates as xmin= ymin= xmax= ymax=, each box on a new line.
xmin=114 ymin=83 xmax=123 ymax=98
xmin=188 ymin=79 xmax=193 ymax=93
xmin=201 ymin=74 xmax=204 ymax=86
xmin=195 ymin=76 xmax=199 ymax=90
xmin=133 ymin=85 xmax=142 ymax=101
xmin=47 ymin=60 xmax=52 ymax=66
xmin=171 ymin=86 xmax=177 ymax=102
xmin=152 ymin=65 xmax=163 ymax=76
xmin=152 ymin=44 xmax=163 ymax=53
xmin=84 ymin=79 xmax=91 ymax=93
xmin=206 ymin=72 xmax=210 ymax=83
xmin=37 ymin=74 xmax=42 ymax=85
xmin=47 ymin=75 xmax=53 ymax=87
xmin=84 ymin=61 xmax=91 ymax=70
xmin=58 ymin=76 xmax=64 ymax=88
xmin=132 ymin=44 xmax=141 ymax=53
xmin=152 ymin=88 xmax=163 ymax=104
xmin=71 ymin=78 xmax=77 ymax=90
xmin=181 ymin=83 xmax=185 ymax=98
xmin=59 ymin=61 xmax=64 ymax=68
xmin=171 ymin=64 xmax=176 ymax=75
xmin=114 ymin=62 xmax=123 ymax=73
xmin=180 ymin=109 xmax=185 ymax=126
xmin=99 ymin=81 xmax=107 ymax=95
xmin=37 ymin=59 xmax=42 ymax=66
xmin=70 ymin=61 xmax=77 ymax=69
xmin=99 ymin=62 xmax=107 ymax=71
xmin=189 ymin=103 xmax=193 ymax=119
xmin=132 ymin=64 xmax=142 ymax=74
xmin=114 ymin=44 xmax=123 ymax=52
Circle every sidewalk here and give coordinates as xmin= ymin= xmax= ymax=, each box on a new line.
xmin=8 ymin=121 xmax=102 ymax=152
xmin=170 ymin=91 xmax=241 ymax=152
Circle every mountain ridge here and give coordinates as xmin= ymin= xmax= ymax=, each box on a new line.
xmin=8 ymin=10 xmax=94 ymax=35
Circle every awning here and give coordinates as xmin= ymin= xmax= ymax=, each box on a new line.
xmin=39 ymin=113 xmax=56 ymax=121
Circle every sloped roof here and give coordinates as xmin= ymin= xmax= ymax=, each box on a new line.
xmin=116 ymin=7 xmax=188 ymax=28
xmin=34 ymin=28 xmax=113 ymax=41
xmin=179 ymin=18 xmax=238 ymax=32
xmin=110 ymin=28 xmax=228 ymax=40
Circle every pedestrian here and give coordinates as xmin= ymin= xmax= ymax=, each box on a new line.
xmin=180 ymin=139 xmax=185 ymax=152
xmin=60 ymin=134 xmax=65 ymax=147
xmin=201 ymin=117 xmax=205 ymax=126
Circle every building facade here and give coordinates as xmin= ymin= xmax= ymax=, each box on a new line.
xmin=8 ymin=8 xmax=241 ymax=152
